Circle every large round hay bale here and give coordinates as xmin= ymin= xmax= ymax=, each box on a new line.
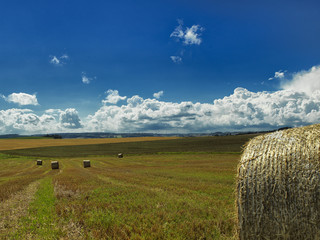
xmin=36 ymin=160 xmax=42 ymax=165
xmin=118 ymin=153 xmax=123 ymax=158
xmin=51 ymin=161 xmax=59 ymax=170
xmin=236 ymin=124 xmax=320 ymax=240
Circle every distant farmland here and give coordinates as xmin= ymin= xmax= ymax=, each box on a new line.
xmin=1 ymin=134 xmax=259 ymax=157
xmin=0 ymin=134 xmax=262 ymax=239
xmin=0 ymin=136 xmax=180 ymax=151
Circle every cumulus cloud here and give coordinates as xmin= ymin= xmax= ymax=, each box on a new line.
xmin=170 ymin=56 xmax=182 ymax=64
xmin=2 ymin=93 xmax=39 ymax=106
xmin=153 ymin=91 xmax=164 ymax=99
xmin=281 ymin=65 xmax=320 ymax=95
xmin=49 ymin=54 xmax=69 ymax=66
xmin=0 ymin=108 xmax=83 ymax=134
xmin=170 ymin=20 xmax=204 ymax=45
xmin=3 ymin=86 xmax=320 ymax=134
xmin=81 ymin=72 xmax=95 ymax=84
xmin=3 ymin=65 xmax=320 ymax=134
xmin=102 ymin=90 xmax=127 ymax=105
xmin=46 ymin=108 xmax=83 ymax=129
xmin=59 ymin=108 xmax=83 ymax=129
xmin=84 ymin=87 xmax=320 ymax=133
xmin=0 ymin=109 xmax=49 ymax=134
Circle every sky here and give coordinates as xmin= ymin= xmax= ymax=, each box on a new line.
xmin=1 ymin=0 xmax=320 ymax=134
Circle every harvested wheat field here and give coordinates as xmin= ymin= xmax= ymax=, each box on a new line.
xmin=0 ymin=134 xmax=259 ymax=239
xmin=0 ymin=137 xmax=180 ymax=151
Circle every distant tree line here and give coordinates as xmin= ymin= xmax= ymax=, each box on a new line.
xmin=44 ymin=134 xmax=62 ymax=139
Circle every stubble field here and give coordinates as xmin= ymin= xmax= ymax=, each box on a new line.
xmin=0 ymin=134 xmax=260 ymax=239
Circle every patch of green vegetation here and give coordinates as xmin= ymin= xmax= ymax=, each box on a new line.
xmin=13 ymin=178 xmax=62 ymax=239
xmin=83 ymin=185 xmax=225 ymax=239
xmin=0 ymin=153 xmax=18 ymax=158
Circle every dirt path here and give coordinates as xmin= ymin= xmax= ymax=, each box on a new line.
xmin=0 ymin=180 xmax=40 ymax=237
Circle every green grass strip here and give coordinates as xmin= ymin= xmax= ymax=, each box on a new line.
xmin=13 ymin=177 xmax=61 ymax=239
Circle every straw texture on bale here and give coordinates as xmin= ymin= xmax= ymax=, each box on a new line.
xmin=118 ymin=153 xmax=123 ymax=158
xmin=237 ymin=124 xmax=320 ymax=240
xmin=36 ymin=160 xmax=42 ymax=165
xmin=51 ymin=161 xmax=59 ymax=170
xmin=83 ymin=160 xmax=91 ymax=168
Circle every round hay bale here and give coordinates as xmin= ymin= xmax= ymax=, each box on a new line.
xmin=236 ymin=124 xmax=320 ymax=240
xmin=83 ymin=160 xmax=91 ymax=168
xmin=51 ymin=161 xmax=59 ymax=170
xmin=36 ymin=160 xmax=42 ymax=165
xmin=118 ymin=153 xmax=123 ymax=158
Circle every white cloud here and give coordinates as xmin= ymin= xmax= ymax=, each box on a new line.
xmin=3 ymin=86 xmax=320 ymax=134
xmin=60 ymin=54 xmax=69 ymax=60
xmin=102 ymin=89 xmax=127 ymax=105
xmin=0 ymin=108 xmax=83 ymax=134
xmin=170 ymin=19 xmax=185 ymax=39
xmin=45 ymin=109 xmax=61 ymax=116
xmin=2 ymin=93 xmax=39 ymax=106
xmin=184 ymin=25 xmax=203 ymax=45
xmin=46 ymin=108 xmax=83 ymax=129
xmin=281 ymin=65 xmax=320 ymax=95
xmin=170 ymin=20 xmax=204 ymax=45
xmin=127 ymin=95 xmax=143 ymax=107
xmin=82 ymin=72 xmax=94 ymax=84
xmin=153 ymin=91 xmax=164 ymax=99
xmin=49 ymin=54 xmax=69 ymax=66
xmin=50 ymin=56 xmax=60 ymax=65
xmin=85 ymin=87 xmax=320 ymax=133
xmin=269 ymin=70 xmax=286 ymax=80
xmin=59 ymin=108 xmax=83 ymax=129
xmin=0 ymin=109 xmax=51 ymax=134
xmin=3 ymin=65 xmax=320 ymax=134
xmin=170 ymin=56 xmax=182 ymax=63
xmin=275 ymin=71 xmax=285 ymax=79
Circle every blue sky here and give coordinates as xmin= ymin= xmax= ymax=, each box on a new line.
xmin=1 ymin=0 xmax=320 ymax=134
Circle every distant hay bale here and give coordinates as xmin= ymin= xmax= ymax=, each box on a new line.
xmin=36 ymin=160 xmax=42 ymax=165
xmin=51 ymin=161 xmax=59 ymax=170
xmin=118 ymin=153 xmax=123 ymax=158
xmin=236 ymin=124 xmax=320 ymax=240
xmin=83 ymin=160 xmax=91 ymax=168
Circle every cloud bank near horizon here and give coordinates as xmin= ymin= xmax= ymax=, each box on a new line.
xmin=1 ymin=66 xmax=320 ymax=134
xmin=280 ymin=65 xmax=320 ymax=95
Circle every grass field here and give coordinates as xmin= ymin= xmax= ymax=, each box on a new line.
xmin=0 ymin=134 xmax=260 ymax=239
